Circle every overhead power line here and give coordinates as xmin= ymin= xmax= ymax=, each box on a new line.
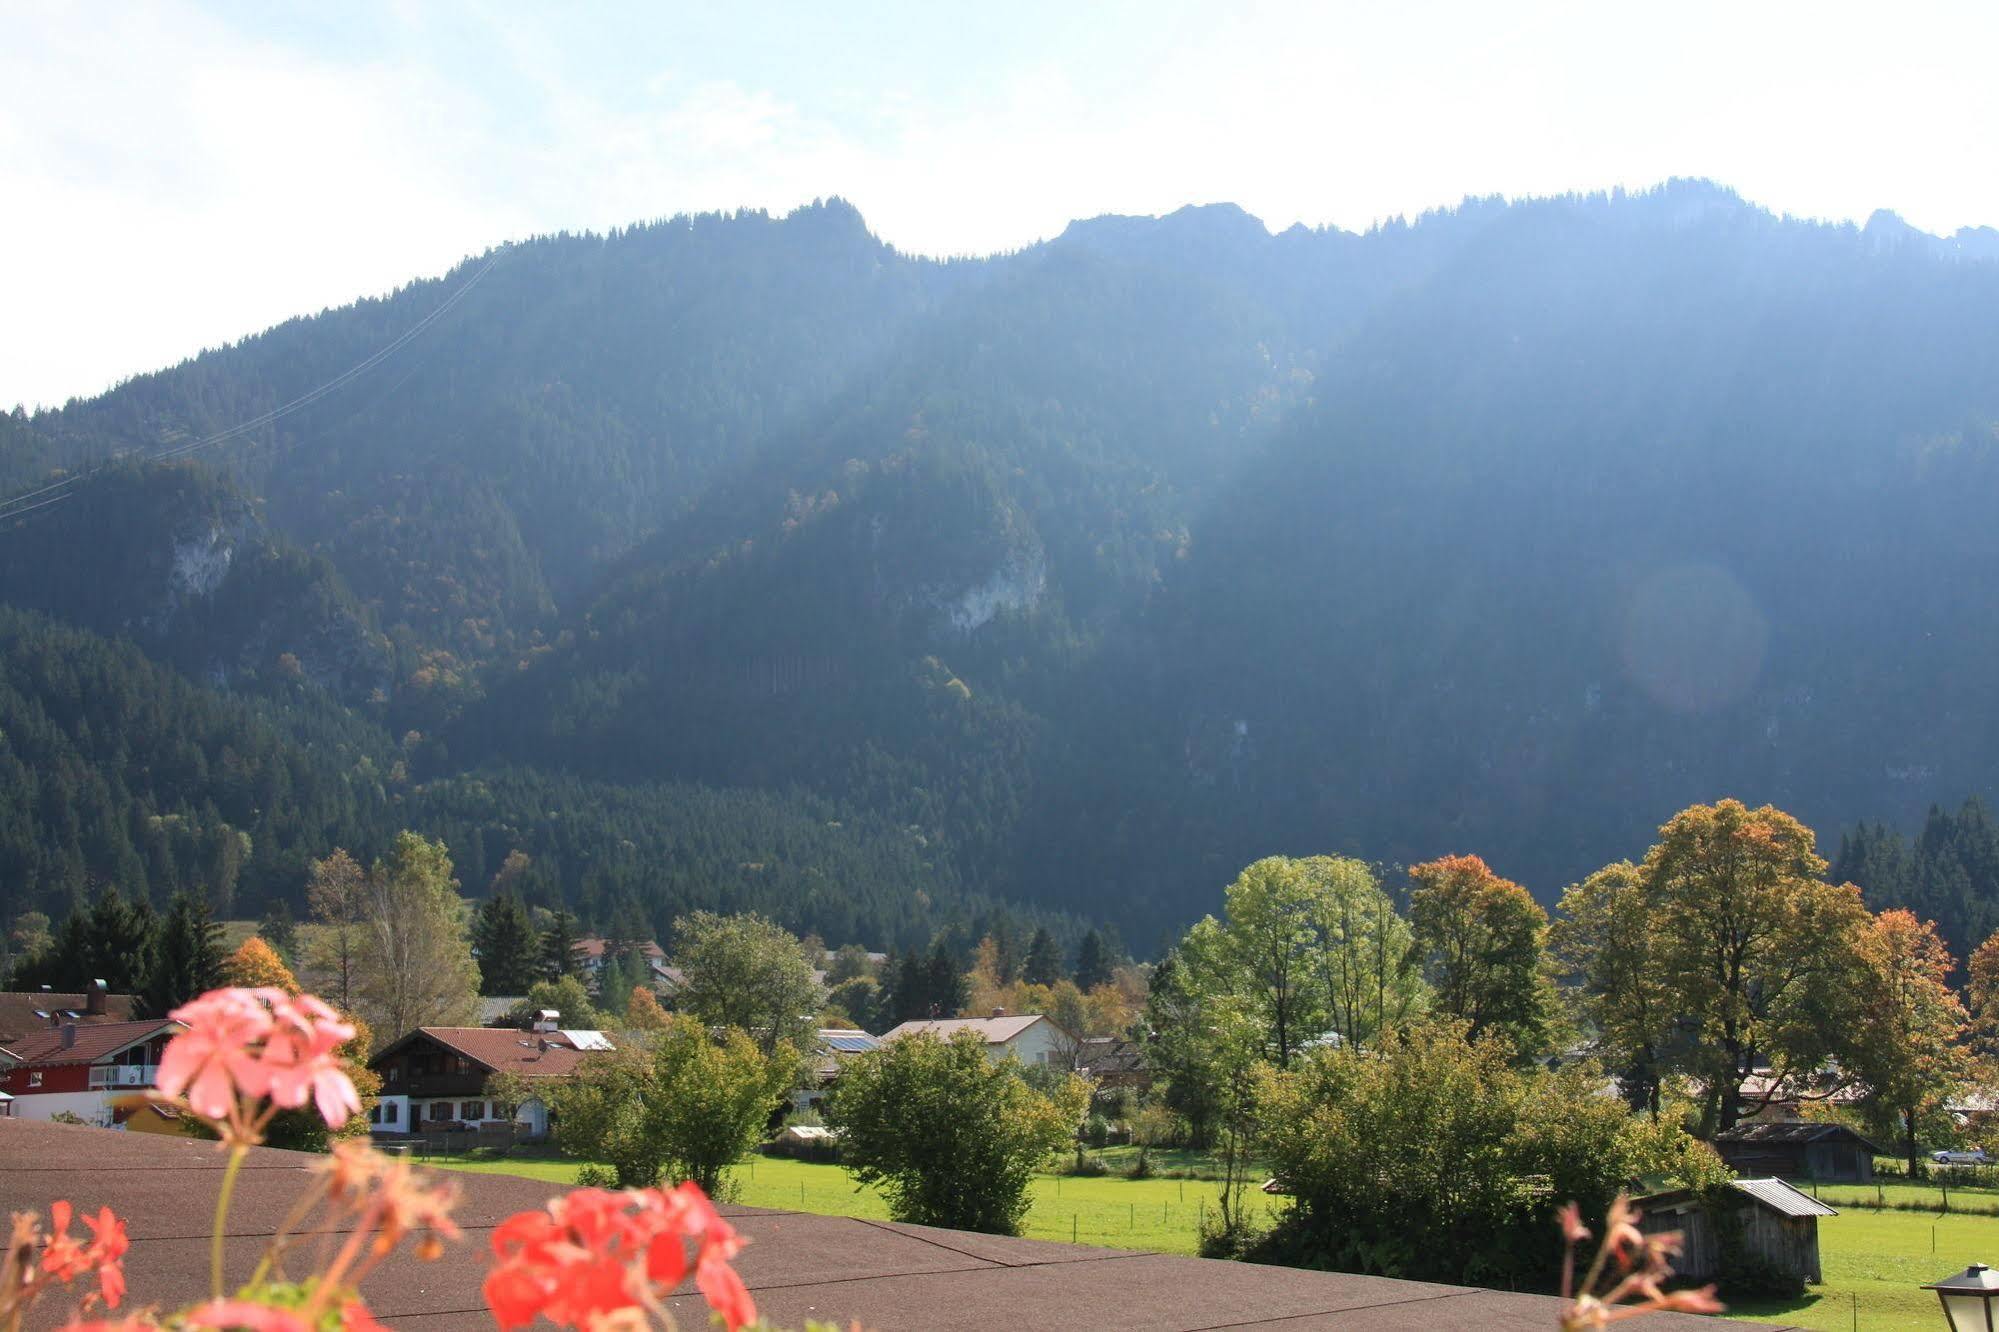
xmin=0 ymin=251 xmax=503 ymax=527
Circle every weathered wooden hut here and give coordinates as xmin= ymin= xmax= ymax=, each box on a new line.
xmin=1711 ymin=1121 xmax=1880 ymax=1182
xmin=1633 ymin=1178 xmax=1835 ymax=1286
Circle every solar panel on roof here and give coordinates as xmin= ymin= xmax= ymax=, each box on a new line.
xmin=823 ymin=1035 xmax=878 ymax=1053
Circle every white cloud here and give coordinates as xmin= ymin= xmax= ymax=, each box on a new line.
xmin=6 ymin=0 xmax=1999 ymax=407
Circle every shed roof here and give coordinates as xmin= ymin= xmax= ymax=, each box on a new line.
xmin=1729 ymin=1177 xmax=1837 ymax=1219
xmin=1713 ymin=1121 xmax=1884 ymax=1153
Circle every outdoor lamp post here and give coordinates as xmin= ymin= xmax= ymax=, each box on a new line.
xmin=1925 ymin=1263 xmax=1999 ymax=1330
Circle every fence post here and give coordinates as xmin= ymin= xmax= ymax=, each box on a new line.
xmin=1071 ymin=1215 xmax=1077 ymax=1244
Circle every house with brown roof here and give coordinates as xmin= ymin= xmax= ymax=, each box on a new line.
xmin=880 ymin=1013 xmax=1075 ymax=1067
xmin=576 ymin=938 xmax=684 ymax=995
xmin=0 ymin=982 xmax=137 ymax=1045
xmin=0 ymin=1018 xmax=184 ymax=1127
xmin=367 ymin=1013 xmax=614 ymax=1140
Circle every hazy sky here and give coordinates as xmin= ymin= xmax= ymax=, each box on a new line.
xmin=6 ymin=0 xmax=1997 ymax=409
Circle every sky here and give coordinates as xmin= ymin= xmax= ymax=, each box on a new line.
xmin=5 ymin=0 xmax=1999 ymax=409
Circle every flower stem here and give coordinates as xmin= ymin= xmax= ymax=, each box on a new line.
xmin=213 ymin=1144 xmax=248 ymax=1299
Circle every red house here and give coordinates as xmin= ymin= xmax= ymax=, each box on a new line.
xmin=0 ymin=1019 xmax=183 ymax=1126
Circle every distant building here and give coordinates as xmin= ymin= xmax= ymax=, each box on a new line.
xmin=576 ymin=939 xmax=684 ymax=995
xmin=1712 ymin=1122 xmax=1881 ymax=1182
xmin=368 ymin=1012 xmax=614 ymax=1140
xmin=1073 ymin=1036 xmax=1149 ymax=1091
xmin=1633 ymin=1178 xmax=1836 ymax=1285
xmin=0 ymin=1018 xmax=184 ymax=1126
xmin=0 ymin=983 xmax=137 ymax=1045
xmin=792 ymin=1028 xmax=881 ymax=1113
xmin=880 ymin=1013 xmax=1075 ymax=1067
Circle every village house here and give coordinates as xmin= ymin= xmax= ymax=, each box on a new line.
xmin=1712 ymin=1121 xmax=1882 ymax=1182
xmin=791 ymin=1028 xmax=881 ymax=1114
xmin=1073 ymin=1035 xmax=1149 ymax=1092
xmin=880 ymin=1013 xmax=1075 ymax=1066
xmin=0 ymin=1018 xmax=183 ymax=1126
xmin=1634 ymin=1177 xmax=1837 ymax=1287
xmin=367 ymin=1011 xmax=613 ymax=1140
xmin=576 ymin=938 xmax=683 ymax=995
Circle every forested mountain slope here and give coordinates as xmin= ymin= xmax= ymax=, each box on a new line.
xmin=7 ymin=183 xmax=1999 ymax=948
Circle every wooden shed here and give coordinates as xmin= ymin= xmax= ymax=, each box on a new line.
xmin=1634 ymin=1178 xmax=1835 ymax=1285
xmin=1712 ymin=1121 xmax=1881 ymax=1182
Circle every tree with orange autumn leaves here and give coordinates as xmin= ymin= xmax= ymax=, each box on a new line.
xmin=1847 ymin=909 xmax=1969 ymax=1172
xmin=1408 ymin=854 xmax=1560 ymax=1057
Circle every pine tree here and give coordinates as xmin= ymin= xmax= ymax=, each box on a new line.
xmin=1073 ymin=929 xmax=1112 ymax=992
xmin=472 ymin=892 xmax=541 ymax=995
xmin=891 ymin=950 xmax=927 ymax=1023
xmin=541 ymin=910 xmax=584 ymax=982
xmin=1022 ymin=928 xmax=1063 ymax=986
xmin=78 ymin=886 xmax=160 ymax=995
xmin=144 ymin=890 xmax=224 ymax=1016
xmin=925 ymin=941 xmax=966 ymax=1018
xmin=258 ymin=898 xmax=298 ymax=965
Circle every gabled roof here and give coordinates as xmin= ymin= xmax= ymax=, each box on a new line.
xmin=1713 ymin=1121 xmax=1884 ymax=1153
xmin=881 ymin=1015 xmax=1058 ymax=1045
xmin=576 ymin=938 xmax=667 ymax=961
xmin=0 ymin=1019 xmax=182 ymax=1068
xmin=1636 ymin=1177 xmax=1837 ymax=1221
xmin=0 ymin=992 xmax=139 ymax=1044
xmin=370 ymin=1026 xmax=614 ymax=1079
xmin=1074 ymin=1036 xmax=1145 ymax=1075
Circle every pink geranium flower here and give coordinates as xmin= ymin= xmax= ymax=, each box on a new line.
xmin=157 ymin=988 xmax=360 ymax=1139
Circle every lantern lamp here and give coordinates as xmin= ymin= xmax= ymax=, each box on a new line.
xmin=1925 ymin=1263 xmax=1999 ymax=1331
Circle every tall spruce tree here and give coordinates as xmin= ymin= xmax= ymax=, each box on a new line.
xmin=144 ymin=890 xmax=223 ymax=1016
xmin=1073 ymin=929 xmax=1112 ymax=992
xmin=473 ymin=892 xmax=541 ymax=995
xmin=1022 ymin=928 xmax=1064 ymax=986
xmin=541 ymin=909 xmax=584 ymax=982
xmin=924 ymin=941 xmax=967 ymax=1018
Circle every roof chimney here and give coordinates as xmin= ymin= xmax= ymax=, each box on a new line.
xmin=59 ymin=1022 xmax=76 ymax=1050
xmin=86 ymin=980 xmax=108 ymax=1016
xmin=991 ymin=1007 xmax=1006 ymax=1019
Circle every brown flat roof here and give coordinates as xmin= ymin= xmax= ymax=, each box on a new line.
xmin=0 ymin=1119 xmax=1792 ymax=1330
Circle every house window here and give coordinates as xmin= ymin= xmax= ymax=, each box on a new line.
xmin=428 ymin=1102 xmax=454 ymax=1122
xmin=460 ymin=1101 xmax=485 ymax=1121
xmin=368 ymin=1104 xmax=382 ymax=1124
xmin=28 ymin=1072 xmax=42 ymax=1088
xmin=386 ymin=1065 xmax=400 ymax=1084
xmin=380 ymin=1102 xmax=398 ymax=1127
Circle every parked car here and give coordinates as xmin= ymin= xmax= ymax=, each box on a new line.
xmin=1931 ymin=1148 xmax=1992 ymax=1165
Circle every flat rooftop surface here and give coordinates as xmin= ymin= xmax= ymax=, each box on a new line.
xmin=0 ymin=1119 xmax=1784 ymax=1329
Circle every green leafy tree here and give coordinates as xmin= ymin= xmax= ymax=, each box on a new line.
xmin=1407 ymin=855 xmax=1558 ymax=1056
xmin=472 ymin=891 xmax=542 ymax=996
xmin=353 ymin=831 xmax=480 ymax=1044
xmin=143 ymin=890 xmax=225 ymax=1015
xmin=1849 ymin=909 xmax=1969 ymax=1173
xmin=548 ymin=1014 xmax=795 ymax=1194
xmin=671 ymin=911 xmax=821 ymax=1054
xmin=827 ymin=1029 xmax=1089 ymax=1234
xmin=825 ymin=975 xmax=883 ymax=1032
xmin=1644 ymin=800 xmax=1873 ymax=1133
xmin=507 ymin=975 xmax=607 ymax=1031
xmin=1552 ymin=861 xmax=1673 ymax=1115
xmin=1022 ymin=927 xmax=1064 ymax=986
xmin=305 ymin=849 xmax=367 ymax=1013
xmin=1301 ymin=855 xmax=1425 ymax=1051
xmin=1254 ymin=1018 xmax=1722 ymax=1286
xmin=826 ymin=943 xmax=875 ymax=987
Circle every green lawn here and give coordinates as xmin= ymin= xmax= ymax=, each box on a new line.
xmin=432 ymin=1155 xmax=1999 ymax=1325
xmin=433 ymin=1153 xmax=1273 ymax=1254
